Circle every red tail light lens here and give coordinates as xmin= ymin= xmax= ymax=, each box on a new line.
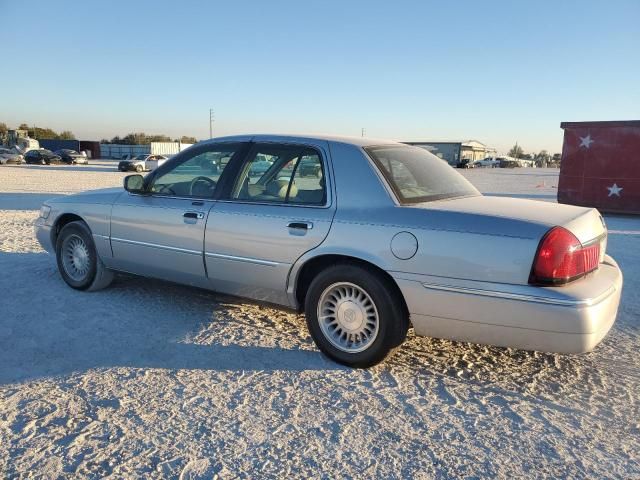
xmin=530 ymin=227 xmax=600 ymax=285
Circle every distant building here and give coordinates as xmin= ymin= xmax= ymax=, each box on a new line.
xmin=403 ymin=140 xmax=497 ymax=166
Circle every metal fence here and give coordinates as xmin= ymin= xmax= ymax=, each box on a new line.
xmin=99 ymin=142 xmax=194 ymax=159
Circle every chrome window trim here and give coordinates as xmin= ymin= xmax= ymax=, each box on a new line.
xmin=111 ymin=237 xmax=201 ymax=256
xmin=204 ymin=252 xmax=281 ymax=267
xmin=213 ymin=198 xmax=331 ymax=210
xmin=421 ymin=282 xmax=616 ymax=307
xmin=126 ymin=192 xmax=217 ymax=203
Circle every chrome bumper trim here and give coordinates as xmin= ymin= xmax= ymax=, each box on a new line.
xmin=421 ymin=282 xmax=615 ymax=307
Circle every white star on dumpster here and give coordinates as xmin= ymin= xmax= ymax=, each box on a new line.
xmin=579 ymin=135 xmax=594 ymax=148
xmin=607 ymin=183 xmax=623 ymax=197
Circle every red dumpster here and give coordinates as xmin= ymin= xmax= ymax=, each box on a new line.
xmin=558 ymin=120 xmax=640 ymax=214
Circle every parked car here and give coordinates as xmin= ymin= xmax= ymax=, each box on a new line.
xmin=456 ymin=159 xmax=474 ymax=168
xmin=298 ymin=156 xmax=323 ymax=177
xmin=196 ymin=151 xmax=232 ymax=173
xmin=499 ymin=158 xmax=521 ymax=168
xmin=118 ymin=154 xmax=168 ymax=172
xmin=55 ymin=149 xmax=89 ymax=165
xmin=0 ymin=147 xmax=24 ymax=165
xmin=36 ymin=134 xmax=622 ymax=368
xmin=24 ymin=149 xmax=62 ymax=165
xmin=473 ymin=158 xmax=499 ymax=168
xmin=249 ymin=160 xmax=273 ymax=177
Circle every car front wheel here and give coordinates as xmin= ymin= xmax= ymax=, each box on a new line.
xmin=56 ymin=221 xmax=114 ymax=291
xmin=135 ymin=165 xmax=143 ymax=173
xmin=305 ymin=264 xmax=409 ymax=367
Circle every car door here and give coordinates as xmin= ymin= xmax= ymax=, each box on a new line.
xmin=204 ymin=140 xmax=336 ymax=305
xmin=109 ymin=142 xmax=248 ymax=287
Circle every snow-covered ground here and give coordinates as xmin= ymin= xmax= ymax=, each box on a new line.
xmin=0 ymin=163 xmax=638 ymax=478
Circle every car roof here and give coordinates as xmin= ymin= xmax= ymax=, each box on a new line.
xmin=202 ymin=133 xmax=404 ymax=148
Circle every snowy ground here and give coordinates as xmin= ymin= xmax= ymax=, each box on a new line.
xmin=0 ymin=163 xmax=638 ymax=478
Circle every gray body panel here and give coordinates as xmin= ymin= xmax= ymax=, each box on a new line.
xmin=109 ymin=194 xmax=214 ymax=287
xmin=35 ymin=134 xmax=622 ymax=354
xmin=205 ymin=201 xmax=334 ymax=304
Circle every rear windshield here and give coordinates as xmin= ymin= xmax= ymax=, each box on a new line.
xmin=364 ymin=145 xmax=480 ymax=203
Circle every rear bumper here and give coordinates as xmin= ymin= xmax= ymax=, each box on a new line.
xmin=393 ymin=256 xmax=623 ymax=354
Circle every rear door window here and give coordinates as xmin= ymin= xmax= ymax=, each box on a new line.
xmin=231 ymin=144 xmax=326 ymax=205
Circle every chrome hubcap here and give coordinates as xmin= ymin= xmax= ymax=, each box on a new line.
xmin=62 ymin=234 xmax=91 ymax=281
xmin=317 ymin=282 xmax=379 ymax=353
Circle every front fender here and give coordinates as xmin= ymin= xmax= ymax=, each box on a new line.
xmin=44 ymin=202 xmax=115 ymax=261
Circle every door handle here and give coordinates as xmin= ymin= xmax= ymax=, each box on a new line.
xmin=287 ymin=221 xmax=313 ymax=230
xmin=184 ymin=211 xmax=204 ymax=219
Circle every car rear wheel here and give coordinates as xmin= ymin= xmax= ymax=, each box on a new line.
xmin=56 ymin=221 xmax=114 ymax=291
xmin=305 ymin=264 xmax=409 ymax=367
xmin=135 ymin=165 xmax=143 ymax=173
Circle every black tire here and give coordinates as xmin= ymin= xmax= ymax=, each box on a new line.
xmin=135 ymin=165 xmax=143 ymax=173
xmin=305 ymin=264 xmax=409 ymax=368
xmin=55 ymin=221 xmax=114 ymax=291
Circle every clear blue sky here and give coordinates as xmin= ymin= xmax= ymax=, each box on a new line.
xmin=1 ymin=0 xmax=638 ymax=153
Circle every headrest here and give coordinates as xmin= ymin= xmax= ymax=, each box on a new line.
xmin=266 ymin=179 xmax=297 ymax=199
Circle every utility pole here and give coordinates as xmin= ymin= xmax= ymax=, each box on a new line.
xmin=209 ymin=109 xmax=215 ymax=139
xmin=361 ymin=128 xmax=365 ymax=137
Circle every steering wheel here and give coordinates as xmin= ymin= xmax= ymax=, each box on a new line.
xmin=157 ymin=184 xmax=176 ymax=195
xmin=189 ymin=176 xmax=217 ymax=196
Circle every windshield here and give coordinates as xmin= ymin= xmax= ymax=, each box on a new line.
xmin=364 ymin=145 xmax=480 ymax=204
xmin=134 ymin=154 xmax=148 ymax=160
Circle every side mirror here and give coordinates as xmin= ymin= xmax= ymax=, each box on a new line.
xmin=123 ymin=174 xmax=146 ymax=194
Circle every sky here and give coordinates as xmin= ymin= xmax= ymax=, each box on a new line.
xmin=0 ymin=0 xmax=638 ymax=154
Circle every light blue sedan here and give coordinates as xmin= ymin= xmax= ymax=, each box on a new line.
xmin=35 ymin=135 xmax=622 ymax=367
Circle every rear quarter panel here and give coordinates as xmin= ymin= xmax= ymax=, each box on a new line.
xmin=287 ymin=142 xmax=547 ymax=304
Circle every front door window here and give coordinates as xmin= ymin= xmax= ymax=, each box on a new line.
xmin=150 ymin=143 xmax=242 ymax=198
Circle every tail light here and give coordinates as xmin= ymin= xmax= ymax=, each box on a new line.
xmin=529 ymin=226 xmax=600 ymax=286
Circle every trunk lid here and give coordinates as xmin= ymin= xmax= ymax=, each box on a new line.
xmin=420 ymin=195 xmax=606 ymax=245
